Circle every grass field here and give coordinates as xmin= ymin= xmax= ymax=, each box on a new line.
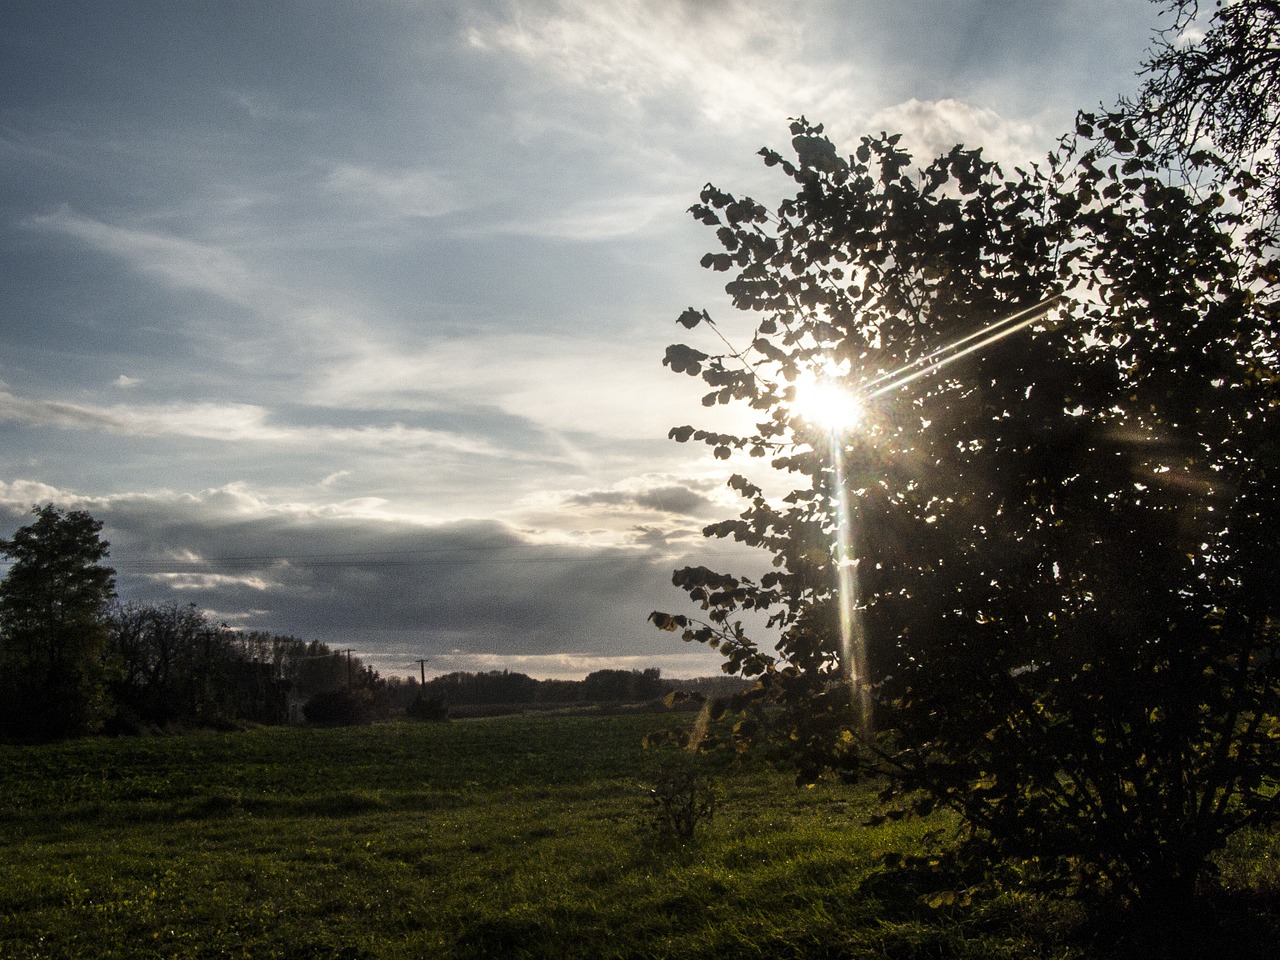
xmin=2 ymin=714 xmax=1279 ymax=959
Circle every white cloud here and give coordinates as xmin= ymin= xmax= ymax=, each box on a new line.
xmin=307 ymin=329 xmax=746 ymax=443
xmin=155 ymin=571 xmax=278 ymax=591
xmin=325 ymin=163 xmax=464 ymax=219
xmin=0 ymin=479 xmax=72 ymax=511
xmin=462 ymin=0 xmax=1082 ymax=174
xmin=28 ymin=207 xmax=262 ymax=307
xmin=867 ymin=98 xmax=1045 ymax=166
xmin=465 ymin=0 xmax=864 ymax=134
xmin=477 ymin=190 xmax=688 ymax=240
xmin=319 ymin=470 xmax=353 ymax=489
xmin=0 ymin=389 xmax=515 ymax=457
xmin=113 ymin=375 xmax=142 ymax=389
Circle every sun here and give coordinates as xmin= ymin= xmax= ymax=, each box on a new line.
xmin=790 ymin=367 xmax=865 ymax=433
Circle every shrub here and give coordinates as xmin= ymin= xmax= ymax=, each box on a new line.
xmin=405 ymin=693 xmax=449 ymax=722
xmin=644 ymin=758 xmax=717 ymax=843
xmin=303 ymin=688 xmax=373 ymax=726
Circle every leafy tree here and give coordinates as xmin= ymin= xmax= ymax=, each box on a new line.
xmin=1128 ymin=0 xmax=1280 ymax=221
xmin=0 ymin=505 xmax=117 ymax=741
xmin=582 ymin=667 xmax=666 ymax=702
xmin=654 ymin=117 xmax=1280 ymax=920
xmin=107 ymin=602 xmax=281 ymax=729
xmin=423 ymin=669 xmax=541 ymax=706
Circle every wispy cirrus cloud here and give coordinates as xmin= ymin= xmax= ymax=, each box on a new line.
xmin=22 ymin=207 xmax=379 ymax=366
xmin=306 ymin=329 xmax=716 ymax=442
xmin=27 ymin=207 xmax=263 ymax=307
xmin=0 ymin=389 xmax=516 ymax=457
xmin=475 ymin=190 xmax=689 ymax=240
xmin=325 ymin=163 xmax=464 ymax=220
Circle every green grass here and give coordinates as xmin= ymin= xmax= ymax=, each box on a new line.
xmin=1 ymin=715 xmax=1277 ymax=959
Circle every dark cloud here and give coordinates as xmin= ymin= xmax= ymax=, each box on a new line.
xmin=0 ymin=0 xmax=1159 ymax=680
xmin=566 ymin=483 xmax=714 ymax=516
xmin=0 ymin=490 xmax=701 ymax=674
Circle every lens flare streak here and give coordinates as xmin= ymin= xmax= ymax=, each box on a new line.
xmin=825 ymin=297 xmax=1060 ymax=733
xmin=861 ymin=297 xmax=1061 ymax=401
xmin=831 ymin=431 xmax=872 ymax=731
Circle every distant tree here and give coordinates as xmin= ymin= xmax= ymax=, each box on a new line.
xmin=0 ymin=505 xmax=117 ymax=741
xmin=582 ymin=668 xmax=666 ymax=702
xmin=424 ymin=670 xmax=540 ymax=706
xmin=107 ymin=602 xmax=273 ymax=729
xmin=1128 ymin=0 xmax=1280 ymax=221
xmin=282 ymin=639 xmax=357 ymax=695
xmin=536 ymin=677 xmax=585 ymax=703
xmin=654 ymin=117 xmax=1280 ymax=922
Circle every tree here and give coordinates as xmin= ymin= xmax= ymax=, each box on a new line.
xmin=0 ymin=505 xmax=117 ymax=741
xmin=1128 ymin=0 xmax=1280 ymax=221
xmin=107 ymin=601 xmax=269 ymax=729
xmin=581 ymin=667 xmax=666 ymax=702
xmin=654 ymin=117 xmax=1280 ymax=921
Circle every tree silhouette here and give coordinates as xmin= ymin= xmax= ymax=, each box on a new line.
xmin=655 ymin=117 xmax=1280 ymax=919
xmin=1129 ymin=0 xmax=1280 ymax=222
xmin=0 ymin=505 xmax=117 ymax=741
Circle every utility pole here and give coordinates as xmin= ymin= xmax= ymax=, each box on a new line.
xmin=412 ymin=659 xmax=430 ymax=686
xmin=340 ymin=649 xmax=354 ymax=687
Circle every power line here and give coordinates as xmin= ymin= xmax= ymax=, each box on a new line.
xmin=97 ymin=544 xmax=745 ymax=571
xmin=108 ymin=554 xmax=712 ymax=571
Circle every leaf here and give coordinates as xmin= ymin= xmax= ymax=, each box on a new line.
xmin=677 ymin=308 xmax=707 ymax=329
xmin=793 ymin=134 xmax=845 ymax=174
xmin=649 ymin=612 xmax=689 ymax=632
xmin=663 ymin=343 xmax=708 ymax=376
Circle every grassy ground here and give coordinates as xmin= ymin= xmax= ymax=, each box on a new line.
xmin=1 ymin=714 xmax=1277 ymax=959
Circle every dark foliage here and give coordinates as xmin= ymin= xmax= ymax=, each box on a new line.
xmin=655 ymin=116 xmax=1280 ymax=918
xmin=405 ymin=693 xmax=450 ymax=721
xmin=0 ymin=505 xmax=117 ymax=741
xmin=421 ymin=667 xmax=669 ymax=708
xmin=644 ymin=759 xmax=717 ymax=843
xmin=107 ymin=602 xmax=283 ymax=729
xmin=303 ymin=687 xmax=374 ymax=726
xmin=582 ymin=667 xmax=666 ymax=703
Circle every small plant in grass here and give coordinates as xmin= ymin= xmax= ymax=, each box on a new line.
xmin=644 ymin=757 xmax=717 ymax=843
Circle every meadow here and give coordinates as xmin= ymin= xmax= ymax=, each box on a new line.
xmin=2 ymin=713 xmax=1279 ymax=960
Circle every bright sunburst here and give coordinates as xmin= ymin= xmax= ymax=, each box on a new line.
xmin=791 ymin=367 xmax=865 ymax=434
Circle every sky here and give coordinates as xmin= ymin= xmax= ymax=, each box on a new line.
xmin=1 ymin=0 xmax=1161 ymax=680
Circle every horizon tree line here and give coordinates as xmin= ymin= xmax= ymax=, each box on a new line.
xmin=0 ymin=504 xmax=689 ymax=740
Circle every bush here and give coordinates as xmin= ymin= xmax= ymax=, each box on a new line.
xmin=303 ymin=688 xmax=373 ymax=726
xmin=405 ymin=694 xmax=449 ymax=722
xmin=643 ymin=758 xmax=717 ymax=843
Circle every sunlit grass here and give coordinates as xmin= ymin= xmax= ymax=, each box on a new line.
xmin=1 ymin=716 xmax=1277 ymax=958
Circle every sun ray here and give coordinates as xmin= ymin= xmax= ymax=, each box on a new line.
xmin=861 ymin=296 xmax=1061 ymax=400
xmin=790 ymin=297 xmax=1061 ymax=734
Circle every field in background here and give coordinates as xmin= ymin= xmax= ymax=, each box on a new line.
xmin=2 ymin=715 xmax=1279 ymax=959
